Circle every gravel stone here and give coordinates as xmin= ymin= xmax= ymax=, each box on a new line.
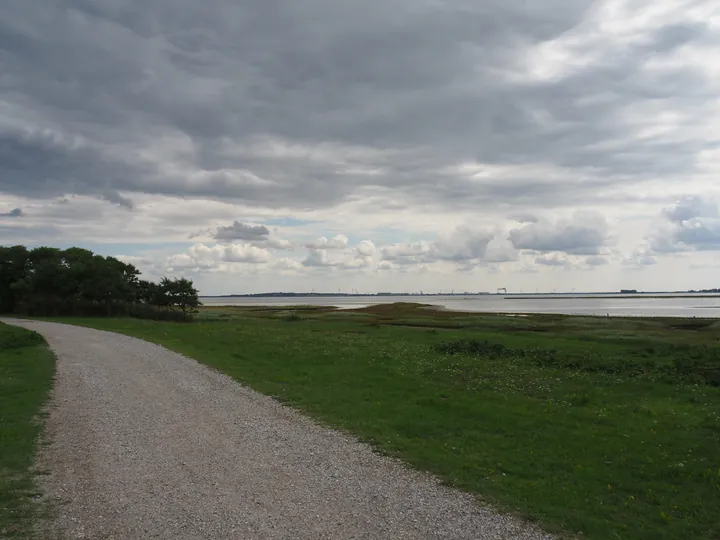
xmin=4 ymin=319 xmax=554 ymax=540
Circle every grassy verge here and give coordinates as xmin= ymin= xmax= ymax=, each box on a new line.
xmin=54 ymin=305 xmax=720 ymax=540
xmin=0 ymin=322 xmax=55 ymax=538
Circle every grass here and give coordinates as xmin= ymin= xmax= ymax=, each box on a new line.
xmin=0 ymin=323 xmax=55 ymax=538
xmin=48 ymin=304 xmax=720 ymax=540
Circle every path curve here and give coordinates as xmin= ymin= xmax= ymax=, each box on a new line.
xmin=4 ymin=319 xmax=552 ymax=540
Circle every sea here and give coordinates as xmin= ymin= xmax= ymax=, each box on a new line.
xmin=200 ymin=293 xmax=720 ymax=318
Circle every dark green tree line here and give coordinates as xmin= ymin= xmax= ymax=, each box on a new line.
xmin=0 ymin=245 xmax=200 ymax=320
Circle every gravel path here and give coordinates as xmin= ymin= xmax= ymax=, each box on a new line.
xmin=5 ymin=319 xmax=553 ymax=540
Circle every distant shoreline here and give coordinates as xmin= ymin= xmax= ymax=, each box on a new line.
xmin=201 ymin=292 xmax=720 ymax=299
xmin=202 ymin=293 xmax=489 ymax=298
xmin=504 ymin=294 xmax=720 ymax=300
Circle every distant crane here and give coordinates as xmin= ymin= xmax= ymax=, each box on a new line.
xmin=497 ymin=287 xmax=507 ymax=294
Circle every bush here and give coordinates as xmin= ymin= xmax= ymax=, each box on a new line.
xmin=672 ymin=353 xmax=720 ymax=386
xmin=128 ymin=304 xmax=194 ymax=322
xmin=436 ymin=339 xmax=510 ymax=357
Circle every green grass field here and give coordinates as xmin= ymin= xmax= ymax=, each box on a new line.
xmin=47 ymin=305 xmax=720 ymax=539
xmin=0 ymin=323 xmax=55 ymax=538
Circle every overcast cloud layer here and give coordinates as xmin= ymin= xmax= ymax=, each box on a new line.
xmin=2 ymin=0 xmax=720 ymax=294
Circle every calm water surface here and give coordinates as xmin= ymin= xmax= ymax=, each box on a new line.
xmin=201 ymin=294 xmax=720 ymax=318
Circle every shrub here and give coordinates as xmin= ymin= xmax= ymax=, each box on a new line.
xmin=436 ymin=339 xmax=510 ymax=357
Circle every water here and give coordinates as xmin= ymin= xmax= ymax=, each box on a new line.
xmin=200 ymin=293 xmax=720 ymax=318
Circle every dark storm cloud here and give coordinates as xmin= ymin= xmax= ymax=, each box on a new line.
xmin=101 ymin=192 xmax=134 ymax=208
xmin=0 ymin=0 xmax=716 ymax=211
xmin=0 ymin=129 xmax=144 ymax=205
xmin=213 ymin=221 xmax=269 ymax=241
xmin=0 ymin=208 xmax=24 ymax=217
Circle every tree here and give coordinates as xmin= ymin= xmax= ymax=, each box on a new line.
xmin=0 ymin=245 xmax=200 ymax=321
xmin=137 ymin=280 xmax=166 ymax=307
xmin=0 ymin=245 xmax=29 ymax=313
xmin=160 ymin=277 xmax=200 ymax=320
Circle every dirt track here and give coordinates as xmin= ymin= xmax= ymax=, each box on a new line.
xmin=4 ymin=319 xmax=552 ymax=540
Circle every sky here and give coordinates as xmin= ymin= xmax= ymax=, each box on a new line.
xmin=1 ymin=0 xmax=720 ymax=295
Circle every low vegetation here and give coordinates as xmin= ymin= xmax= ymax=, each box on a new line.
xmin=435 ymin=338 xmax=720 ymax=385
xmin=0 ymin=245 xmax=199 ymax=320
xmin=0 ymin=323 xmax=55 ymax=538
xmin=60 ymin=304 xmax=720 ymax=540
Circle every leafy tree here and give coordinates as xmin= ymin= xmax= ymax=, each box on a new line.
xmin=0 ymin=245 xmax=30 ymax=313
xmin=0 ymin=245 xmax=201 ymax=321
xmin=160 ymin=277 xmax=200 ymax=320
